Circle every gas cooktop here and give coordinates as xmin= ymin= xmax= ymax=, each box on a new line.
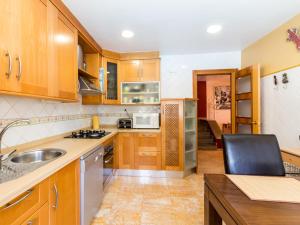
xmin=64 ymin=130 xmax=110 ymax=139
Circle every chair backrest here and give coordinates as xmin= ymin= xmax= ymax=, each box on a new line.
xmin=222 ymin=134 xmax=285 ymax=176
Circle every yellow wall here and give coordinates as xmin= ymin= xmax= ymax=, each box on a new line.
xmin=242 ymin=14 xmax=300 ymax=77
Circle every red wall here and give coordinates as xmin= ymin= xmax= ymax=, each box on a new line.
xmin=197 ymin=81 xmax=207 ymax=118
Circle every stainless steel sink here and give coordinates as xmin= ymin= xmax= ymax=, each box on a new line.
xmin=10 ymin=148 xmax=66 ymax=164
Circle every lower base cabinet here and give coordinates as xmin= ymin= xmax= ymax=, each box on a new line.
xmin=49 ymin=160 xmax=80 ymax=225
xmin=118 ymin=132 xmax=162 ymax=170
xmin=0 ymin=159 xmax=80 ymax=225
xmin=21 ymin=203 xmax=49 ymax=225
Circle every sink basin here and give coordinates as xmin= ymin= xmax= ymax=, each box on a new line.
xmin=10 ymin=148 xmax=66 ymax=164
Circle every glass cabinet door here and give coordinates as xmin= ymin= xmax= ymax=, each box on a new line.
xmin=103 ymin=58 xmax=119 ymax=104
xmin=107 ymin=62 xmax=118 ymax=100
xmin=121 ymin=81 xmax=160 ymax=104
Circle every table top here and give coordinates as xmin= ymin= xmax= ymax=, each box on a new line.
xmin=205 ymin=174 xmax=300 ymax=225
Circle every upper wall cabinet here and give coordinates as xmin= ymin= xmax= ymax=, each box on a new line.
xmin=120 ymin=59 xmax=160 ymax=82
xmin=103 ymin=57 xmax=120 ymax=104
xmin=0 ymin=0 xmax=78 ymax=101
xmin=0 ymin=0 xmax=48 ymax=97
xmin=48 ymin=1 xmax=78 ymax=100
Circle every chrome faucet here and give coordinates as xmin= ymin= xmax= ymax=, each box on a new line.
xmin=0 ymin=119 xmax=30 ymax=155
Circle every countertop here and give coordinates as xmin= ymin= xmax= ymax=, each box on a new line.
xmin=0 ymin=131 xmax=117 ymax=207
xmin=0 ymin=127 xmax=161 ymax=207
xmin=281 ymin=148 xmax=300 ymax=157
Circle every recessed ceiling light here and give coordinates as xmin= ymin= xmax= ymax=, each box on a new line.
xmin=207 ymin=25 xmax=222 ymax=34
xmin=122 ymin=30 xmax=134 ymax=38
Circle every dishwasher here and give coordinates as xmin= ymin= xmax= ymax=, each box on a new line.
xmin=80 ymin=146 xmax=104 ymax=225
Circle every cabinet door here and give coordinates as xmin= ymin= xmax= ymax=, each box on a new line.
xmin=48 ymin=2 xmax=78 ymax=100
xmin=120 ymin=60 xmax=141 ymax=82
xmin=103 ymin=58 xmax=120 ymax=104
xmin=0 ymin=179 xmax=49 ymax=225
xmin=50 ymin=160 xmax=80 ymax=225
xmin=21 ymin=203 xmax=49 ymax=225
xmin=161 ymin=100 xmax=184 ymax=171
xmin=118 ymin=133 xmax=135 ymax=169
xmin=17 ymin=0 xmax=48 ymax=96
xmin=140 ymin=59 xmax=160 ymax=81
xmin=134 ymin=133 xmax=162 ymax=170
xmin=0 ymin=0 xmax=20 ymax=92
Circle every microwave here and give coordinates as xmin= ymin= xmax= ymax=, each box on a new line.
xmin=132 ymin=113 xmax=160 ymax=129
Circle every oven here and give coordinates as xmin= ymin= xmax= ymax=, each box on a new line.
xmin=103 ymin=141 xmax=114 ymax=188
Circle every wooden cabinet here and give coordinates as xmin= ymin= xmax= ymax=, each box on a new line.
xmin=103 ymin=57 xmax=120 ymax=104
xmin=0 ymin=0 xmax=78 ymax=101
xmin=118 ymin=133 xmax=135 ymax=169
xmin=120 ymin=59 xmax=160 ymax=82
xmin=161 ymin=99 xmax=198 ymax=173
xmin=0 ymin=0 xmax=18 ymax=92
xmin=18 ymin=0 xmax=48 ymax=97
xmin=48 ymin=1 xmax=78 ymax=100
xmin=134 ymin=133 xmax=161 ymax=170
xmin=49 ymin=160 xmax=80 ymax=225
xmin=120 ymin=60 xmax=140 ymax=82
xmin=0 ymin=179 xmax=49 ymax=225
xmin=21 ymin=203 xmax=49 ymax=225
xmin=140 ymin=59 xmax=160 ymax=81
xmin=117 ymin=132 xmax=162 ymax=170
xmin=161 ymin=99 xmax=184 ymax=171
xmin=0 ymin=0 xmax=48 ymax=96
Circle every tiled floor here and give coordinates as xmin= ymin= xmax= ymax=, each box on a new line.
xmin=91 ymin=174 xmax=204 ymax=225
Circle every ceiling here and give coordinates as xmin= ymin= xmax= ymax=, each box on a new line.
xmin=63 ymin=0 xmax=300 ymax=54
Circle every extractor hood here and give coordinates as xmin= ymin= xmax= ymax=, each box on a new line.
xmin=78 ymin=76 xmax=102 ymax=95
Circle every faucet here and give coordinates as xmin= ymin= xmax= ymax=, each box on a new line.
xmin=0 ymin=119 xmax=30 ymax=155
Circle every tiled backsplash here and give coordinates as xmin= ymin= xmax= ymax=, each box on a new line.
xmin=0 ymin=95 xmax=160 ymax=149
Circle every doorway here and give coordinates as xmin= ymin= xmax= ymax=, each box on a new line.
xmin=193 ymin=69 xmax=236 ymax=174
xmin=193 ymin=66 xmax=261 ymax=174
xmin=193 ymin=69 xmax=235 ymax=150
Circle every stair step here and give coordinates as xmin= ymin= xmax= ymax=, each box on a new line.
xmin=199 ymin=139 xmax=215 ymax=144
xmin=198 ymin=144 xmax=218 ymax=150
xmin=199 ymin=133 xmax=211 ymax=138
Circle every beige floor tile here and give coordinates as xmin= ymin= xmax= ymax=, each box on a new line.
xmin=91 ymin=174 xmax=205 ymax=225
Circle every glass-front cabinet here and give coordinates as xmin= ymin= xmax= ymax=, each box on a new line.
xmin=121 ymin=81 xmax=160 ymax=104
xmin=184 ymin=100 xmax=197 ymax=173
xmin=103 ymin=58 xmax=120 ymax=104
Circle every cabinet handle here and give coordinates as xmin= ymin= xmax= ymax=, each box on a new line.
xmin=16 ymin=56 xmax=22 ymax=80
xmin=27 ymin=221 xmax=33 ymax=225
xmin=52 ymin=184 xmax=59 ymax=209
xmin=2 ymin=189 xmax=33 ymax=210
xmin=5 ymin=51 xmax=12 ymax=78
xmin=104 ymin=155 xmax=113 ymax=164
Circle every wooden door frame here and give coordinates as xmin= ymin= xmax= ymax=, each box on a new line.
xmin=192 ymin=69 xmax=237 ymax=135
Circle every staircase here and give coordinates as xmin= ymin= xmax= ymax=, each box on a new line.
xmin=198 ymin=119 xmax=217 ymax=150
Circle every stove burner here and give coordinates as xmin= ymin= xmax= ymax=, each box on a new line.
xmin=65 ymin=130 xmax=109 ymax=139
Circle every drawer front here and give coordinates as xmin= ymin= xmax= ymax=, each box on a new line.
xmin=134 ymin=150 xmax=162 ymax=170
xmin=0 ymin=179 xmax=49 ymax=225
xmin=135 ymin=133 xmax=161 ymax=152
xmin=21 ymin=203 xmax=49 ymax=225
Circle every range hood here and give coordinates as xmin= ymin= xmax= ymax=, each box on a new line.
xmin=78 ymin=76 xmax=102 ymax=95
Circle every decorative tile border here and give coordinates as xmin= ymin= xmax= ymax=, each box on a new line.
xmin=0 ymin=114 xmax=93 ymax=128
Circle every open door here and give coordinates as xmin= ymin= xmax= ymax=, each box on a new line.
xmin=231 ymin=65 xmax=260 ymax=134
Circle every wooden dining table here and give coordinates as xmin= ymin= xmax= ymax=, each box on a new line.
xmin=204 ymin=174 xmax=300 ymax=225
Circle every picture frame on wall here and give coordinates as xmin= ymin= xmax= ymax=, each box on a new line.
xmin=214 ymin=86 xmax=231 ymax=110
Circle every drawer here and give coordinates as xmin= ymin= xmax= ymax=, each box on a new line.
xmin=134 ymin=150 xmax=162 ymax=170
xmin=0 ymin=178 xmax=49 ymax=225
xmin=21 ymin=203 xmax=49 ymax=225
xmin=134 ymin=132 xmax=161 ymax=152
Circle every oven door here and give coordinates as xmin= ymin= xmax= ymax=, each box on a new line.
xmin=103 ymin=146 xmax=114 ymax=187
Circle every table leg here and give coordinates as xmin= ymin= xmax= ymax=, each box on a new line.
xmin=205 ymin=185 xmax=222 ymax=225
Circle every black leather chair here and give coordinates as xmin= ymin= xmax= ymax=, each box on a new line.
xmin=222 ymin=134 xmax=285 ymax=176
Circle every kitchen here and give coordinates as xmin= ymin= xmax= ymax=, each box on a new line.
xmin=1 ymin=0 xmax=300 ymax=225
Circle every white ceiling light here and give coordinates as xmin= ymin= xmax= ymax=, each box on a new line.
xmin=206 ymin=25 xmax=222 ymax=34
xmin=122 ymin=30 xmax=134 ymax=38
